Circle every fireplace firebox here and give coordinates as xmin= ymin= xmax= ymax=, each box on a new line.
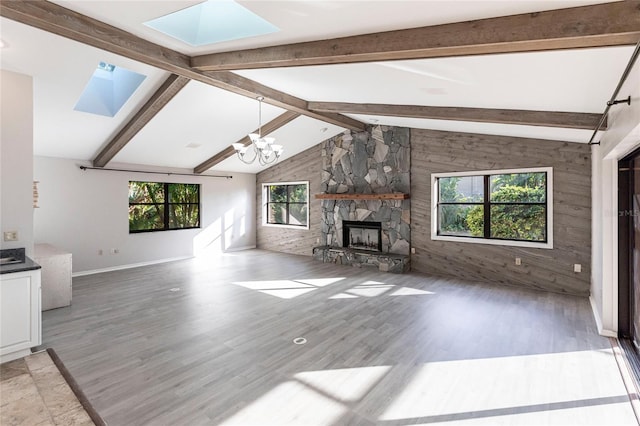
xmin=343 ymin=221 xmax=382 ymax=252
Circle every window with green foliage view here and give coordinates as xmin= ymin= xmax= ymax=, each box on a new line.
xmin=263 ymin=182 xmax=309 ymax=228
xmin=129 ymin=181 xmax=200 ymax=233
xmin=434 ymin=169 xmax=549 ymax=245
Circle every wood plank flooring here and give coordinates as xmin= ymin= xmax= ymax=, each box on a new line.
xmin=39 ymin=250 xmax=636 ymax=425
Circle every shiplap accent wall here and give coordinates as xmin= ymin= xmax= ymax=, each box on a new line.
xmin=256 ymin=144 xmax=322 ymax=255
xmin=411 ymin=129 xmax=591 ymax=296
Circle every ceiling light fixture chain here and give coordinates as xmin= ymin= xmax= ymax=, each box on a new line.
xmin=233 ymin=96 xmax=283 ymax=166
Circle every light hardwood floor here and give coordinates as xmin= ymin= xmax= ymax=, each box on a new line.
xmin=40 ymin=250 xmax=637 ymax=425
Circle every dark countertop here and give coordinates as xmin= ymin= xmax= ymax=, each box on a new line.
xmin=0 ymin=256 xmax=42 ymax=275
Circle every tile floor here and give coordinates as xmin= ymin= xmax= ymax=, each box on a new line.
xmin=0 ymin=351 xmax=93 ymax=426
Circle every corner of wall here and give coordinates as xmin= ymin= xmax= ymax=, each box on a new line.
xmin=590 ymin=295 xmax=618 ymax=337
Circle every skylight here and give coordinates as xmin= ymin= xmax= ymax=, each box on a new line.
xmin=74 ymin=62 xmax=146 ymax=117
xmin=144 ymin=0 xmax=279 ymax=46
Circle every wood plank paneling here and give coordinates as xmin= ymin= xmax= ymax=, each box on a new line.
xmin=256 ymin=145 xmax=322 ymax=255
xmin=255 ymin=126 xmax=592 ymax=295
xmin=410 ymin=129 xmax=592 ymax=296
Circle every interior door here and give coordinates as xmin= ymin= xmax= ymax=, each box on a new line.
xmin=632 ymin=156 xmax=640 ymax=347
xmin=620 ymin=150 xmax=640 ymax=345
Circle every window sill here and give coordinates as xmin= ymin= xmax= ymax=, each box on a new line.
xmin=431 ymin=234 xmax=553 ymax=249
xmin=263 ymin=223 xmax=310 ymax=231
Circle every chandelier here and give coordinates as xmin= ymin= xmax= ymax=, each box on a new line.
xmin=233 ymin=96 xmax=283 ymax=166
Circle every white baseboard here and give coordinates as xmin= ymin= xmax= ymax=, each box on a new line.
xmin=72 ymin=256 xmax=193 ymax=277
xmin=224 ymin=245 xmax=256 ymax=253
xmin=590 ymin=295 xmax=618 ymax=338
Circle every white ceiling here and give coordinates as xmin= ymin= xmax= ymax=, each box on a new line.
xmin=0 ymin=0 xmax=633 ymax=174
xmin=50 ymin=0 xmax=617 ymax=56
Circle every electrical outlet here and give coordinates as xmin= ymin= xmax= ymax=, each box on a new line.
xmin=3 ymin=231 xmax=17 ymax=241
xmin=515 ymin=257 xmax=521 ymax=266
xmin=574 ymin=264 xmax=582 ymax=273
xmin=316 ymin=238 xmax=320 ymax=244
xmin=411 ymin=247 xmax=416 ymax=254
xmin=110 ymin=248 xmax=119 ymax=254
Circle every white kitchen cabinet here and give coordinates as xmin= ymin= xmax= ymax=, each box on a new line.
xmin=0 ymin=269 xmax=41 ymax=363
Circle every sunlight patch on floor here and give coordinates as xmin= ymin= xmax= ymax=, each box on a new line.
xmin=294 ymin=366 xmax=391 ymax=402
xmin=411 ymin=401 xmax=636 ymax=425
xmin=330 ymin=280 xmax=434 ymax=299
xmin=259 ymin=288 xmax=317 ymax=299
xmin=231 ymin=277 xmax=346 ymax=299
xmin=220 ymin=366 xmax=392 ymax=425
xmin=329 ymin=293 xmax=359 ymax=299
xmin=232 ymin=280 xmax=314 ymax=291
xmin=390 ymin=287 xmax=435 ymax=296
xmin=347 ymin=284 xmax=395 ymax=297
xmin=295 ymin=277 xmax=345 ymax=287
xmin=232 ymin=280 xmax=316 ymax=299
xmin=379 ymin=349 xmax=636 ymax=425
xmin=219 ymin=380 xmax=346 ymax=425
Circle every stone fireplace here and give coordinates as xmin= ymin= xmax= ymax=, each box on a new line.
xmin=313 ymin=125 xmax=411 ymax=273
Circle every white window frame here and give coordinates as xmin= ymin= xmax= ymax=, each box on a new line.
xmin=262 ymin=181 xmax=310 ymax=230
xmin=431 ymin=167 xmax=553 ymax=249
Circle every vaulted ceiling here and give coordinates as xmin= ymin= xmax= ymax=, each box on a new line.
xmin=0 ymin=0 xmax=638 ymax=174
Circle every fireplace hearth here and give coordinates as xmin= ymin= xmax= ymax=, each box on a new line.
xmin=343 ymin=221 xmax=382 ymax=252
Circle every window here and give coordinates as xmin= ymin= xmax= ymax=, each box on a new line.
xmin=128 ymin=181 xmax=200 ymax=233
xmin=432 ymin=167 xmax=552 ymax=249
xmin=262 ymin=182 xmax=309 ymax=229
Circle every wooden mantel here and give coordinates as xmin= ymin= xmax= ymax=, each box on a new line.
xmin=314 ymin=193 xmax=409 ymax=200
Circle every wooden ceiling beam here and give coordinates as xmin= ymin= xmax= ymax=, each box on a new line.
xmin=0 ymin=0 xmax=364 ymax=132
xmin=194 ymin=111 xmax=300 ymax=174
xmin=93 ymin=74 xmax=190 ymax=167
xmin=192 ymin=2 xmax=640 ymax=71
xmin=203 ymin=71 xmax=364 ymax=130
xmin=308 ymin=102 xmax=607 ymax=130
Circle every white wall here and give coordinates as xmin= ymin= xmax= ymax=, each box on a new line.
xmin=591 ymin=56 xmax=640 ymax=336
xmin=34 ymin=156 xmax=256 ymax=274
xmin=0 ymin=70 xmax=34 ymax=256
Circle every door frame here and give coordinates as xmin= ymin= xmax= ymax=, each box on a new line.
xmin=618 ymin=147 xmax=640 ymax=339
